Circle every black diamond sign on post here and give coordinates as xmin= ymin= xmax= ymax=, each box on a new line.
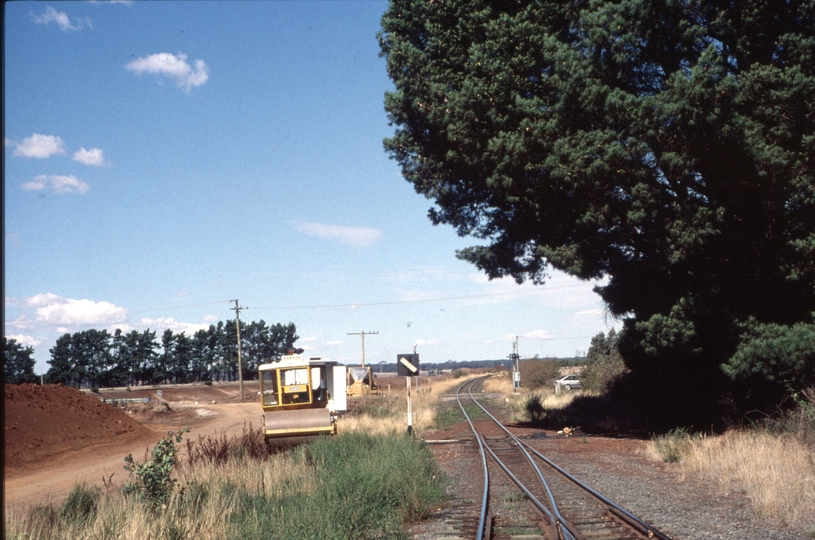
xmin=396 ymin=354 xmax=420 ymax=377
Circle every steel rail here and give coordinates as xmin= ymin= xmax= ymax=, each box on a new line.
xmin=467 ymin=375 xmax=673 ymax=540
xmin=521 ymin=442 xmax=673 ymax=540
xmin=466 ymin=378 xmax=580 ymax=540
xmin=455 ymin=377 xmax=490 ymax=540
xmin=479 ymin=436 xmax=569 ymax=540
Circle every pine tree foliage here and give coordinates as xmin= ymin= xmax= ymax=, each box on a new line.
xmin=380 ymin=0 xmax=815 ymax=420
xmin=43 ymin=320 xmax=303 ymax=388
xmin=4 ymin=337 xmax=38 ymax=384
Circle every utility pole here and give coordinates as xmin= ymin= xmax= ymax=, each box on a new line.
xmin=231 ymin=299 xmax=247 ymax=401
xmin=347 ymin=330 xmax=378 ymax=367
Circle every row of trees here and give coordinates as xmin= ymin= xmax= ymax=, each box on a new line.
xmin=7 ymin=320 xmax=302 ymax=389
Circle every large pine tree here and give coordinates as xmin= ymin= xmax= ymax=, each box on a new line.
xmin=380 ymin=0 xmax=815 ymax=422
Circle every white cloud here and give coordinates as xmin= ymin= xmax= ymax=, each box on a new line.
xmin=126 ymin=52 xmax=209 ymax=93
xmin=414 ymin=339 xmax=438 ymax=347
xmin=326 ymin=340 xmax=343 ymax=346
xmin=10 ymin=133 xmax=67 ymax=158
xmin=22 ymin=174 xmax=90 ymax=195
xmin=521 ymin=329 xmax=553 ymax=340
xmin=294 ymin=221 xmax=383 ymax=248
xmin=4 ymin=314 xmax=34 ymax=331
xmin=73 ymin=147 xmax=109 ymax=167
xmin=203 ymin=314 xmax=219 ymax=323
xmin=31 ymin=6 xmax=89 ymax=31
xmin=5 ymin=334 xmax=41 ymax=348
xmin=25 ymin=293 xmax=64 ymax=308
xmin=29 ymin=294 xmax=129 ymax=326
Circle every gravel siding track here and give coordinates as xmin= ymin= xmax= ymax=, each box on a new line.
xmin=529 ymin=435 xmax=808 ymax=540
xmin=417 ymin=386 xmax=808 ymax=540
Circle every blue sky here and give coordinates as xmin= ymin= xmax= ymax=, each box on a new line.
xmin=4 ymin=1 xmax=616 ymax=374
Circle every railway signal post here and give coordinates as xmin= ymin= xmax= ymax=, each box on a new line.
xmin=397 ymin=353 xmax=420 ymax=436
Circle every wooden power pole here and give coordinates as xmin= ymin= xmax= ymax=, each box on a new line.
xmin=347 ymin=330 xmax=378 ymax=367
xmin=231 ymin=299 xmax=246 ymax=401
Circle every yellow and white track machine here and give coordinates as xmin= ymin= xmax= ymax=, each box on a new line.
xmin=259 ymin=354 xmax=347 ymax=439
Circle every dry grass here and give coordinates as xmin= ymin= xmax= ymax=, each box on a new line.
xmin=647 ymin=429 xmax=815 ymax=533
xmin=340 ymin=374 xmax=488 ymax=437
xmin=678 ymin=431 xmax=815 ymax=530
xmin=645 ymin=390 xmax=815 ymax=534
xmin=451 ymin=370 xmax=584 ymax=424
xmin=5 ymin=446 xmax=316 ymax=540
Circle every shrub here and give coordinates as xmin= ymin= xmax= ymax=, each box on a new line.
xmin=581 ymin=354 xmax=628 ymax=394
xmin=724 ymin=319 xmax=815 ymax=412
xmin=519 ymin=358 xmax=560 ymax=389
xmin=452 ymin=368 xmax=468 ymax=378
xmin=60 ymin=483 xmax=99 ymax=525
xmin=650 ymin=427 xmax=696 ymax=463
xmin=524 ymin=393 xmax=545 ymax=423
xmin=123 ymin=428 xmax=189 ymax=507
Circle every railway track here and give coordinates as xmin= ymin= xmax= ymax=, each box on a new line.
xmin=446 ymin=376 xmax=674 ymax=540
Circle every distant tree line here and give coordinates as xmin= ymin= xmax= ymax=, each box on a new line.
xmin=18 ymin=320 xmax=302 ymax=389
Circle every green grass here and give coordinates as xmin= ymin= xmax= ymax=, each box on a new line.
xmin=7 ymin=433 xmax=446 ymax=540
xmin=432 ymin=401 xmax=488 ymax=429
xmin=231 ymin=433 xmax=446 ymax=539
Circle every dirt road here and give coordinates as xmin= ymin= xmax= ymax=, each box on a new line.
xmin=4 ymin=385 xmax=261 ymax=511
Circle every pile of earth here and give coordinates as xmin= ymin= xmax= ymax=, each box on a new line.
xmin=4 ymin=383 xmax=152 ymax=473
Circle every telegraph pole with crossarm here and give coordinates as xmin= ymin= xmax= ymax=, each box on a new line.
xmin=231 ymin=300 xmax=247 ymax=401
xmin=347 ymin=330 xmax=378 ymax=367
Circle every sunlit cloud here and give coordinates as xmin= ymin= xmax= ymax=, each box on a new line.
xmin=521 ymin=329 xmax=553 ymax=340
xmin=9 ymin=133 xmax=67 ymax=158
xmin=31 ymin=6 xmax=90 ymax=31
xmin=126 ymin=52 xmax=209 ymax=93
xmin=29 ymin=294 xmax=129 ymax=326
xmin=294 ymin=221 xmax=383 ymax=248
xmin=5 ymin=334 xmax=41 ymax=348
xmin=22 ymin=174 xmax=90 ymax=195
xmin=73 ymin=147 xmax=110 ymax=167
xmin=25 ymin=293 xmax=64 ymax=308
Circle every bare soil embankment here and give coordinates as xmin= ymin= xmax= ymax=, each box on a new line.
xmin=4 ymin=382 xmax=261 ymax=509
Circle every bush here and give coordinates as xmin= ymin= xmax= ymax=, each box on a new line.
xmin=452 ymin=368 xmax=468 ymax=378
xmin=123 ymin=428 xmax=189 ymax=507
xmin=519 ymin=358 xmax=560 ymax=389
xmin=650 ymin=427 xmax=696 ymax=463
xmin=524 ymin=393 xmax=545 ymax=423
xmin=724 ymin=320 xmax=815 ymax=412
xmin=60 ymin=483 xmax=99 ymax=525
xmin=581 ymin=354 xmax=628 ymax=394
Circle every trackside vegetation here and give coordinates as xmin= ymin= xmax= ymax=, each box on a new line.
xmin=6 ymin=428 xmax=446 ymax=540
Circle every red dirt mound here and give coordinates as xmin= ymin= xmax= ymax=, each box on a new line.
xmin=4 ymin=383 xmax=152 ymax=472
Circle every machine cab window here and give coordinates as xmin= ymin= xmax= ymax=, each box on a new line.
xmin=261 ymin=370 xmax=279 ymax=406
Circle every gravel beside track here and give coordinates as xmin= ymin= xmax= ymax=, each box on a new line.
xmin=527 ymin=435 xmax=807 ymax=540
xmin=417 ymin=388 xmax=808 ymax=540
